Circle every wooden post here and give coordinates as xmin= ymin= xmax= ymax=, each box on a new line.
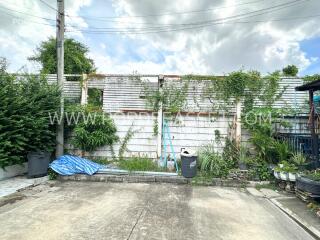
xmin=81 ymin=73 xmax=88 ymax=105
xmin=235 ymin=100 xmax=242 ymax=148
xmin=157 ymin=75 xmax=164 ymax=158
xmin=309 ymin=90 xmax=319 ymax=166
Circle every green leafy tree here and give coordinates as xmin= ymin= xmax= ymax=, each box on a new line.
xmin=0 ymin=58 xmax=60 ymax=168
xmin=282 ymin=65 xmax=299 ymax=76
xmin=29 ymin=37 xmax=96 ymax=74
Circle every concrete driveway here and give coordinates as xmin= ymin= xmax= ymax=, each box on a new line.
xmin=0 ymin=181 xmax=315 ymax=240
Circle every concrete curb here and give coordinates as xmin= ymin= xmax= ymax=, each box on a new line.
xmin=269 ymin=198 xmax=320 ymax=240
xmin=58 ymin=174 xmax=191 ymax=184
xmin=58 ymin=174 xmax=271 ymax=187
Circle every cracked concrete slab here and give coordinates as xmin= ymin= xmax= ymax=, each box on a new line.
xmin=246 ymin=188 xmax=265 ymax=198
xmin=259 ymin=188 xmax=281 ymax=198
xmin=0 ymin=182 xmax=315 ymax=240
xmin=0 ymin=176 xmax=48 ymax=198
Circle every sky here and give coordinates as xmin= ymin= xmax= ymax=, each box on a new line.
xmin=0 ymin=0 xmax=319 ymax=76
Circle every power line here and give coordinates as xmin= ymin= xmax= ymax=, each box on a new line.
xmin=38 ymin=0 xmax=58 ymax=13
xmin=66 ymin=0 xmax=308 ymax=33
xmin=66 ymin=13 xmax=320 ymax=35
xmin=0 ymin=8 xmax=55 ymax=26
xmin=66 ymin=0 xmax=265 ymax=20
xmin=0 ymin=5 xmax=55 ymax=22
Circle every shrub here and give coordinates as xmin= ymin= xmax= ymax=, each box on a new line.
xmin=248 ymin=162 xmax=272 ymax=181
xmin=274 ymin=161 xmax=298 ymax=173
xmin=282 ymin=65 xmax=299 ymax=76
xmin=0 ymin=60 xmax=60 ymax=168
xmin=198 ymin=144 xmax=229 ymax=178
xmin=72 ymin=111 xmax=118 ymax=153
xmin=222 ymin=137 xmax=238 ymax=167
xmin=291 ymin=152 xmax=306 ymax=166
xmin=273 ymin=141 xmax=291 ymax=162
xmin=304 ymin=169 xmax=320 ymax=181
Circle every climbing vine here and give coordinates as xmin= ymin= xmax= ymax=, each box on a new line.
xmin=140 ymin=77 xmax=190 ymax=114
xmin=139 ymin=70 xmax=286 ymax=135
xmin=186 ymin=70 xmax=284 ymax=114
xmin=140 ymin=77 xmax=190 ymax=135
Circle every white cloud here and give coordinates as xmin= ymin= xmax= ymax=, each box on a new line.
xmin=0 ymin=0 xmax=91 ymax=72
xmin=107 ymin=0 xmax=320 ymax=74
xmin=1 ymin=0 xmax=319 ymax=75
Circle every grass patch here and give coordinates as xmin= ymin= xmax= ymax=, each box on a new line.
xmin=118 ymin=157 xmax=165 ymax=172
xmin=254 ymin=182 xmax=277 ymax=191
xmin=191 ymin=171 xmax=215 ymax=186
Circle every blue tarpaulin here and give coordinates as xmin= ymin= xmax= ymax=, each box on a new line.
xmin=50 ymin=155 xmax=103 ymax=175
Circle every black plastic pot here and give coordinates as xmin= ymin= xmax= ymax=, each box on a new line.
xmin=296 ymin=176 xmax=320 ymax=195
xmin=239 ymin=162 xmax=247 ymax=170
xmin=27 ymin=151 xmax=51 ymax=178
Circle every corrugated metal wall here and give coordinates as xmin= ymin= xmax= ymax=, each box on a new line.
xmin=46 ymin=74 xmax=309 ymax=159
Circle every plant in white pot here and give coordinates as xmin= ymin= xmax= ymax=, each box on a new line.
xmin=274 ymin=161 xmax=299 ymax=182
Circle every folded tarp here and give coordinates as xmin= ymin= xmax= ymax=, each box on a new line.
xmin=50 ymin=155 xmax=103 ymax=175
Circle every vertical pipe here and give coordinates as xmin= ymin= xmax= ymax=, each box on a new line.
xmin=309 ymin=90 xmax=319 ymax=166
xmin=235 ymin=100 xmax=242 ymax=148
xmin=157 ymin=75 xmax=164 ymax=158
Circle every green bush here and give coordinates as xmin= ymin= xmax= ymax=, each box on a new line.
xmin=273 ymin=141 xmax=292 ymax=162
xmin=282 ymin=65 xmax=299 ymax=76
xmin=72 ymin=111 xmax=118 ymax=152
xmin=198 ymin=144 xmax=229 ymax=178
xmin=0 ymin=59 xmax=60 ymax=168
xmin=291 ymin=152 xmax=306 ymax=166
xmin=274 ymin=161 xmax=298 ymax=173
xmin=248 ymin=162 xmax=272 ymax=181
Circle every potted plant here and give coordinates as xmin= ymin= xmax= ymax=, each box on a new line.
xmin=274 ymin=161 xmax=298 ymax=182
xmin=296 ymin=169 xmax=320 ymax=195
xmin=291 ymin=152 xmax=306 ymax=171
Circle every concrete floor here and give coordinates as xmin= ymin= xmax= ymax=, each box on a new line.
xmin=0 ymin=182 xmax=315 ymax=240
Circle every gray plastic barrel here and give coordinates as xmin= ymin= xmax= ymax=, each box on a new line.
xmin=27 ymin=151 xmax=51 ymax=178
xmin=181 ymin=150 xmax=197 ymax=178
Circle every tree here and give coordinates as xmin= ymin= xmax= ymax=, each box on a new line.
xmin=282 ymin=65 xmax=299 ymax=76
xmin=29 ymin=37 xmax=96 ymax=74
xmin=0 ymin=58 xmax=60 ymax=168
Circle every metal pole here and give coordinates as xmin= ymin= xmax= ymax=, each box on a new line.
xmin=56 ymin=0 xmax=64 ymax=157
xmin=309 ymin=90 xmax=319 ymax=167
xmin=157 ymin=75 xmax=164 ymax=158
xmin=235 ymin=100 xmax=242 ymax=148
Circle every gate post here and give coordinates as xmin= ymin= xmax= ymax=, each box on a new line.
xmin=157 ymin=75 xmax=164 ymax=158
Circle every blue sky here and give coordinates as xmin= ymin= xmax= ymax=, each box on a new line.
xmin=0 ymin=0 xmax=319 ymax=75
xmin=300 ymin=37 xmax=320 ymax=75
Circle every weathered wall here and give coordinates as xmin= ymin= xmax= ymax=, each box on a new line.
xmin=46 ymin=74 xmax=309 ymax=159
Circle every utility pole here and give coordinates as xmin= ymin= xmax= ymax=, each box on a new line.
xmin=56 ymin=0 xmax=64 ymax=157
